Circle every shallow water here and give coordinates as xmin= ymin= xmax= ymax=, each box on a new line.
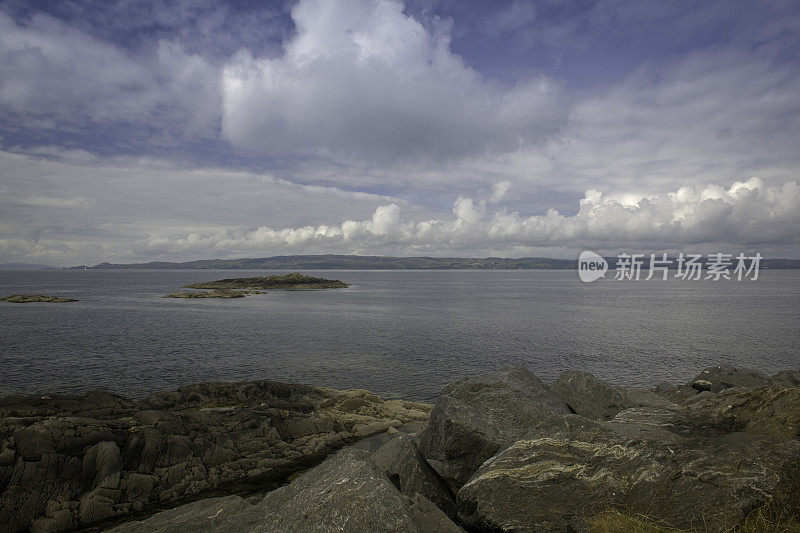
xmin=1 ymin=269 xmax=798 ymax=402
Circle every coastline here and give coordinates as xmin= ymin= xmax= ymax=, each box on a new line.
xmin=1 ymin=365 xmax=799 ymax=532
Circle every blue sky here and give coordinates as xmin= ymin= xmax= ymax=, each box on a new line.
xmin=1 ymin=0 xmax=799 ymax=265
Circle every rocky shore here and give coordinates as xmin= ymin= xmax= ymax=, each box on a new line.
xmin=1 ymin=365 xmax=799 ymax=532
xmin=0 ymin=381 xmax=429 ymax=532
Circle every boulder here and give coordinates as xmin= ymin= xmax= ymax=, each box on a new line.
xmin=769 ymin=370 xmax=800 ymax=388
xmin=406 ymin=493 xmax=463 ymax=533
xmin=373 ymin=434 xmax=456 ymax=517
xmin=654 ymin=382 xmax=698 ymax=403
xmin=690 ymin=365 xmax=768 ymax=393
xmin=625 ymin=388 xmax=675 ymax=408
xmin=417 ymin=367 xmax=570 ymax=491
xmin=109 ymin=495 xmax=254 ymax=533
xmin=249 ymin=448 xmax=420 ymax=532
xmin=681 ymin=385 xmax=800 ymax=438
xmin=12 ymin=425 xmax=54 ymax=461
xmin=457 ymin=386 xmax=800 ymax=531
xmin=111 ymin=449 xmax=435 ymax=533
xmin=82 ymin=441 xmax=122 ymax=490
xmin=553 ymin=370 xmax=630 ymax=420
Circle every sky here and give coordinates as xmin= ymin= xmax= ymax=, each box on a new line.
xmin=1 ymin=0 xmax=799 ymax=266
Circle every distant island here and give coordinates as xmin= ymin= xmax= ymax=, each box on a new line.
xmin=0 ymin=294 xmax=78 ymax=303
xmin=70 ymin=254 xmax=800 ymax=270
xmin=165 ymin=273 xmax=349 ymax=298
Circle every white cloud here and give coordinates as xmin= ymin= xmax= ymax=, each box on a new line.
xmin=221 ymin=0 xmax=564 ymax=161
xmin=0 ymin=149 xmax=426 ymax=265
xmin=136 ymin=178 xmax=800 ymax=258
xmin=489 ymin=181 xmax=510 ymax=204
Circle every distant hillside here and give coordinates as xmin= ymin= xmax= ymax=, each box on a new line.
xmin=0 ymin=263 xmax=57 ymax=270
xmin=69 ymin=254 xmax=800 ymax=270
xmin=72 ymin=255 xmax=575 ymax=270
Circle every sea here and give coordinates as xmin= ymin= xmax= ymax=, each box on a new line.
xmin=1 ymin=269 xmax=798 ymax=403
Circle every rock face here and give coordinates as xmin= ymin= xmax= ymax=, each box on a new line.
xmin=0 ymin=382 xmax=430 ymax=532
xmin=4 ymin=365 xmax=798 ymax=533
xmin=458 ymin=411 xmax=800 ymax=531
xmin=690 ymin=365 xmax=769 ymax=392
xmin=110 ymin=449 xmax=460 ymax=533
xmin=248 ymin=449 xmax=422 ymax=532
xmin=457 ymin=369 xmax=800 ymax=532
xmin=373 ymin=434 xmax=456 ymax=518
xmin=769 ymin=369 xmax=800 ymax=387
xmin=553 ymin=370 xmax=631 ymax=420
xmin=416 ymin=367 xmax=570 ymax=492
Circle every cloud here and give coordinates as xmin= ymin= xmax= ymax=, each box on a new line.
xmin=0 ymin=10 xmax=220 ymax=141
xmin=136 ymin=178 xmax=800 ymax=258
xmin=0 ymin=149 xmax=427 ymax=266
xmin=221 ymin=0 xmax=565 ymax=162
xmin=489 ymin=181 xmax=510 ymax=204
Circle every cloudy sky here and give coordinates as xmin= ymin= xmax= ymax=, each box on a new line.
xmin=1 ymin=0 xmax=799 ymax=266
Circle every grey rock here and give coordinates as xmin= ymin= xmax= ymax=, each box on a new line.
xmin=109 ymin=495 xmax=254 ymax=533
xmin=769 ymin=369 xmax=800 ymax=388
xmin=653 ymin=383 xmax=699 ymax=403
xmin=691 ymin=365 xmax=768 ymax=393
xmin=691 ymin=379 xmax=713 ymax=392
xmin=0 ymin=380 xmax=431 ymax=532
xmin=625 ymin=388 xmax=675 ymax=408
xmin=82 ymin=441 xmax=122 ymax=490
xmin=373 ymin=434 xmax=456 ymax=517
xmin=249 ymin=449 xmax=420 ymax=532
xmin=111 ymin=450 xmax=424 ymax=533
xmin=417 ymin=367 xmax=570 ymax=491
xmin=406 ymin=493 xmax=463 ymax=533
xmin=12 ymin=425 xmax=54 ymax=461
xmin=681 ymin=385 xmax=800 ymax=438
xmin=457 ymin=385 xmax=800 ymax=531
xmin=553 ymin=370 xmax=630 ymax=420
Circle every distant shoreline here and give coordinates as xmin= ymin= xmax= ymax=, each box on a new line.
xmin=56 ymin=254 xmax=800 ymax=270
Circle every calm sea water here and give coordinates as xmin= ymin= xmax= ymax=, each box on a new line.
xmin=0 ymin=269 xmax=798 ymax=402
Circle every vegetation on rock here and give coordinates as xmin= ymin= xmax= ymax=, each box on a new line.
xmin=164 ymin=290 xmax=258 ymax=299
xmin=184 ymin=272 xmax=349 ymax=290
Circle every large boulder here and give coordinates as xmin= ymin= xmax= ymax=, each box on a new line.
xmin=457 ymin=386 xmax=800 ymax=532
xmin=769 ymin=370 xmax=800 ymax=388
xmin=250 ymin=448 xmax=420 ymax=532
xmin=417 ymin=368 xmax=570 ymax=491
xmin=373 ymin=434 xmax=456 ymax=518
xmin=406 ymin=493 xmax=463 ymax=533
xmin=680 ymin=385 xmax=800 ymax=438
xmin=690 ymin=365 xmax=768 ymax=393
xmin=109 ymin=495 xmax=254 ymax=533
xmin=553 ymin=370 xmax=631 ymax=420
xmin=81 ymin=441 xmax=122 ymax=490
xmin=114 ymin=449 xmax=421 ymax=532
xmin=111 ymin=448 xmax=466 ymax=533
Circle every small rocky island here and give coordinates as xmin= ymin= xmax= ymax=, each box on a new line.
xmin=2 ymin=365 xmax=799 ymax=532
xmin=0 ymin=294 xmax=78 ymax=303
xmin=165 ymin=273 xmax=349 ymax=298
